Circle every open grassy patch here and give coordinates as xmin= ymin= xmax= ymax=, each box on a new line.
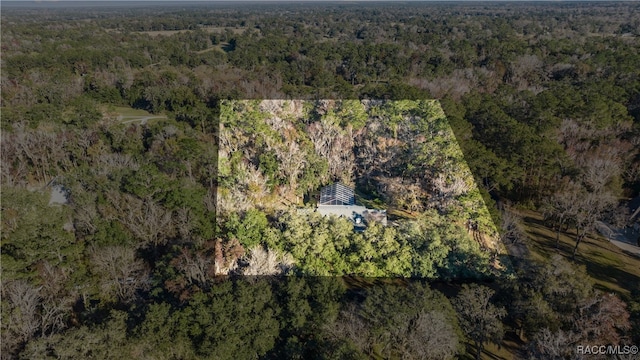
xmin=106 ymin=106 xmax=167 ymax=124
xmin=110 ymin=106 xmax=156 ymax=117
xmin=520 ymin=210 xmax=640 ymax=300
xmin=386 ymin=208 xmax=418 ymax=220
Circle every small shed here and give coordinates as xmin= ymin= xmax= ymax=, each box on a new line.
xmin=49 ymin=184 xmax=69 ymax=206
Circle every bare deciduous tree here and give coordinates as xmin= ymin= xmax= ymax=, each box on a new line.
xmin=377 ymin=177 xmax=425 ymax=212
xmin=500 ymin=204 xmax=525 ymax=244
xmin=325 ymin=303 xmax=371 ymax=353
xmin=432 ymin=173 xmax=470 ymax=209
xmin=38 ymin=261 xmax=72 ymax=337
xmin=39 ymin=298 xmax=71 ymax=338
xmin=174 ymin=248 xmax=213 ymax=288
xmin=404 ymin=310 xmax=461 ymax=360
xmin=94 ymin=153 xmax=140 ymax=176
xmin=1 ymin=130 xmax=29 ymax=187
xmin=174 ymin=207 xmax=195 ymax=242
xmin=2 ymin=280 xmax=41 ymax=349
xmin=571 ymin=189 xmax=616 ymax=258
xmin=237 ymin=161 xmax=269 ymax=205
xmin=454 ymin=284 xmax=506 ymax=360
xmin=542 ymin=180 xmax=581 ymax=249
xmin=73 ymin=196 xmax=99 ymax=236
xmin=214 ymin=238 xmax=243 ymax=275
xmin=238 ymin=246 xmax=294 ymax=276
xmin=2 ymin=124 xmax=68 ymax=186
xmin=308 ymin=119 xmax=355 ymax=182
xmin=576 ymin=145 xmax=625 ymax=192
xmin=575 ymin=292 xmax=631 ymax=345
xmin=91 ymin=246 xmax=149 ymax=303
xmin=275 ymin=140 xmax=307 ymax=193
xmin=203 ymin=188 xmax=216 ymax=213
xmin=217 ymin=187 xmax=252 ymax=215
xmin=114 ymin=193 xmax=172 ymax=248
xmin=527 ymin=328 xmax=577 ymax=360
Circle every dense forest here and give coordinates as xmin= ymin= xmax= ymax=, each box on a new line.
xmin=1 ymin=2 xmax=639 ymax=359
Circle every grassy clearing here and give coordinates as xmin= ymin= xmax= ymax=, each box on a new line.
xmin=471 ymin=209 xmax=640 ymax=360
xmin=110 ymin=106 xmax=156 ymax=117
xmin=104 ymin=106 xmax=167 ymax=124
xmin=468 ymin=335 xmax=523 ymax=360
xmin=520 ymin=210 xmax=640 ymax=300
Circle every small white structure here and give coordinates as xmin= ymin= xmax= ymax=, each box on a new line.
xmin=49 ymin=184 xmax=69 ymax=206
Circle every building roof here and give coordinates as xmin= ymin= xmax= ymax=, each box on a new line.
xmin=49 ymin=184 xmax=69 ymax=206
xmin=319 ymin=183 xmax=355 ymax=206
xmin=316 ymin=204 xmax=368 ymax=219
xmin=315 ymin=205 xmax=387 ymax=230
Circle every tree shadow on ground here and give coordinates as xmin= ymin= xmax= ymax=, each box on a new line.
xmin=462 ymin=338 xmax=519 ymax=360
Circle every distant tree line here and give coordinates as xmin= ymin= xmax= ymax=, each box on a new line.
xmin=1 ymin=2 xmax=639 ymax=359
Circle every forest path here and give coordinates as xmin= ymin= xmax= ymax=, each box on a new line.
xmin=118 ymin=115 xmax=166 ymax=125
